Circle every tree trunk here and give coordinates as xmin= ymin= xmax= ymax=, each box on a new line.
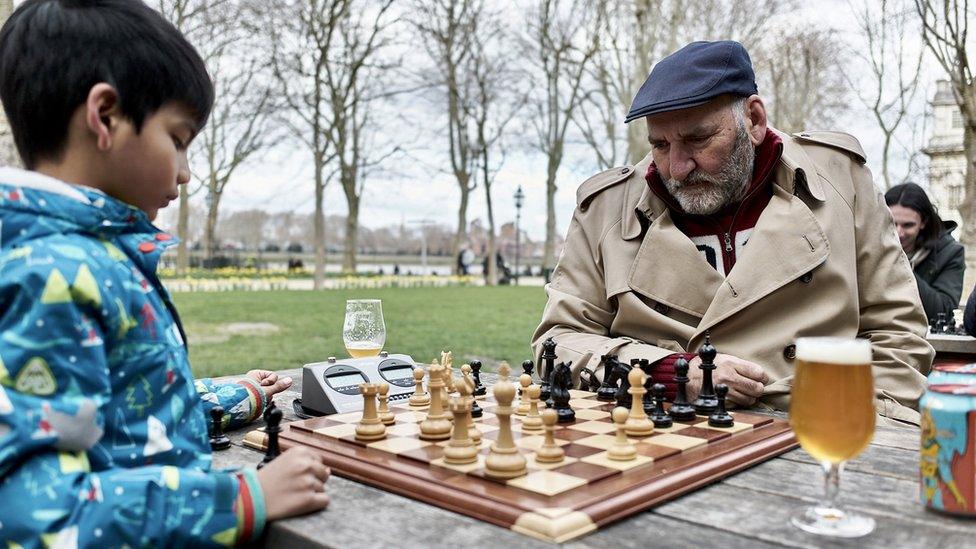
xmin=452 ymin=180 xmax=470 ymax=274
xmin=313 ymin=152 xmax=326 ymax=290
xmin=881 ymin=131 xmax=893 ymax=189
xmin=483 ymin=157 xmax=496 ymax=286
xmin=342 ymin=166 xmax=359 ymax=274
xmin=204 ymin=175 xmax=220 ymax=263
xmin=176 ymin=190 xmax=190 ymax=274
xmin=959 ymin=123 xmax=976 ymax=293
xmin=543 ymin=154 xmax=558 ymax=273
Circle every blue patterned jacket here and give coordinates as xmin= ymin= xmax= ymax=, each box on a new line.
xmin=0 ymin=168 xmax=267 ymax=547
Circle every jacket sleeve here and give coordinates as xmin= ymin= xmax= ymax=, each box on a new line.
xmin=0 ymin=256 xmax=262 ymax=546
xmin=195 ymin=378 xmax=268 ymax=432
xmin=915 ymin=244 xmax=965 ymax=322
xmin=965 ymin=287 xmax=976 ymax=336
xmin=851 ymin=163 xmax=932 ymax=422
xmin=532 ymin=207 xmax=674 ymax=384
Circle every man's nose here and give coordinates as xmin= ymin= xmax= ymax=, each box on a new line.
xmin=669 ymin=147 xmax=695 ymax=181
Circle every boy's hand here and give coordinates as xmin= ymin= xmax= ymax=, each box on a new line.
xmin=257 ymin=447 xmax=331 ymax=520
xmin=246 ymin=369 xmax=293 ymax=397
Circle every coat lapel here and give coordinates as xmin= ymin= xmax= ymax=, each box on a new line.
xmin=627 ymin=209 xmax=724 ymax=318
xmin=693 ymin=184 xmax=829 ymax=339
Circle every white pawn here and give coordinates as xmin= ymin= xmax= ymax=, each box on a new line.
xmin=377 ymin=382 xmax=395 ymax=426
xmin=516 ymin=373 xmax=532 ymax=416
xmin=607 ymin=407 xmax=636 ymax=461
xmin=408 ymin=367 xmax=430 ymax=407
xmin=534 ymin=408 xmax=564 ymax=463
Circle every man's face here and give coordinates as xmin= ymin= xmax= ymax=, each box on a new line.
xmin=646 ymin=97 xmax=755 ymax=215
xmin=889 ymin=204 xmax=925 ymax=253
xmin=104 ymin=102 xmax=197 ymax=221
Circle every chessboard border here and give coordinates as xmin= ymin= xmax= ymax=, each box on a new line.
xmin=248 ymin=416 xmax=797 ymax=543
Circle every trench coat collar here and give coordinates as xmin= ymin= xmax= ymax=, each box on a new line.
xmin=626 ymin=159 xmax=830 ymax=329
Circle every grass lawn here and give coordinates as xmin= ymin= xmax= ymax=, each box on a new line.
xmin=172 ymin=286 xmax=549 ymax=378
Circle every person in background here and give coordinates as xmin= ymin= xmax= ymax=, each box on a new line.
xmin=885 ymin=182 xmax=965 ymax=325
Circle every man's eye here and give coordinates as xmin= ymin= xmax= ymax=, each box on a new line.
xmin=652 ymin=142 xmax=668 ymax=150
xmin=689 ymin=136 xmax=708 ymax=144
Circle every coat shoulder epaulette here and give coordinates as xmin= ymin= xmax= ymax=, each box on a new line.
xmin=577 ymin=165 xmax=634 ymax=209
xmin=792 ymin=131 xmax=867 ymax=165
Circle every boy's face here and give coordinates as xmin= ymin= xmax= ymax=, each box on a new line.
xmin=105 ymin=102 xmax=197 ymax=221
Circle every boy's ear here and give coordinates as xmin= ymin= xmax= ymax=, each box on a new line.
xmin=84 ymin=83 xmax=122 ymax=151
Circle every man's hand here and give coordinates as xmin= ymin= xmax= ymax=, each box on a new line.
xmin=257 ymin=447 xmax=331 ymax=520
xmin=685 ymin=354 xmax=769 ymax=407
xmin=246 ymin=369 xmax=293 ymax=398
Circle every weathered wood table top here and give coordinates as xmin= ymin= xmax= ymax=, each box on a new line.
xmin=212 ymin=369 xmax=974 ymax=548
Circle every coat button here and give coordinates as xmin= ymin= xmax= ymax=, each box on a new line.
xmin=653 ymin=302 xmax=670 ymax=315
xmin=800 ymin=271 xmax=813 ymax=283
xmin=620 ymin=167 xmax=630 ymax=175
xmin=138 ymin=242 xmax=157 ymax=253
xmin=783 ymin=344 xmax=796 ymax=360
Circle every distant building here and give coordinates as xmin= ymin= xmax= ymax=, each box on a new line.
xmin=923 ymin=79 xmax=967 ymax=231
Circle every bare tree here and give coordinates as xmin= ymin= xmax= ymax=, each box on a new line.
xmin=322 ymin=1 xmax=396 ymax=274
xmin=753 ymin=28 xmax=850 ymax=133
xmin=525 ymin=0 xmax=605 ymax=275
xmin=266 ymin=0 xmax=349 ymax=289
xmin=412 ymin=0 xmax=481 ymax=274
xmin=914 ymin=0 xmax=976 ymax=262
xmin=847 ymin=0 xmax=924 ymax=188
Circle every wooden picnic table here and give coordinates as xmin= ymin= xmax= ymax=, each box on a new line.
xmin=212 ymin=368 xmax=973 ymax=548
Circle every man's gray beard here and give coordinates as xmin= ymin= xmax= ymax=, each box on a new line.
xmin=664 ymin=126 xmax=756 ymax=215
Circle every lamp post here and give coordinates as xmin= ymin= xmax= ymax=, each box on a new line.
xmin=514 ymin=185 xmax=524 ymax=286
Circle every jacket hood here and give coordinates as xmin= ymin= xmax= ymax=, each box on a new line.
xmin=942 ymin=219 xmax=958 ymax=236
xmin=0 ymin=167 xmax=163 ymax=248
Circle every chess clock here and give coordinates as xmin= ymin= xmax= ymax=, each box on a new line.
xmin=295 ymin=351 xmax=417 ymax=416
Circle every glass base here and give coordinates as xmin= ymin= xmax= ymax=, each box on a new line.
xmin=791 ymin=505 xmax=875 ymax=538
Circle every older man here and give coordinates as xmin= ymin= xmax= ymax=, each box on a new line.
xmin=532 ymin=40 xmax=931 ymax=425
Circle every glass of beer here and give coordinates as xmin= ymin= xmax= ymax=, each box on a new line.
xmin=342 ymin=299 xmax=385 ymax=358
xmin=789 ymin=337 xmax=876 ymax=537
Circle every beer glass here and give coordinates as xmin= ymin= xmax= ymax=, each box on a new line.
xmin=343 ymin=299 xmax=385 ymax=358
xmin=789 ymin=337 xmax=876 ymax=537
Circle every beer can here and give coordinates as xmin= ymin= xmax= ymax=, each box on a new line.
xmin=929 ymin=363 xmax=976 ymax=385
xmin=920 ymin=384 xmax=976 ymax=516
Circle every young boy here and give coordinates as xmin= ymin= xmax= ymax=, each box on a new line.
xmin=0 ymin=1 xmax=330 ymax=545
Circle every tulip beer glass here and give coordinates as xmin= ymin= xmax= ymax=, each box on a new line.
xmin=789 ymin=337 xmax=876 ymax=537
xmin=343 ymin=299 xmax=386 ymax=358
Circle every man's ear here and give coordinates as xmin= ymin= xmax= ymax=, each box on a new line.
xmin=744 ymin=95 xmax=767 ymax=145
xmin=84 ymin=83 xmax=122 ymax=151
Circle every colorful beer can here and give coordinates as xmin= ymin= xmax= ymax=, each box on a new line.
xmin=929 ymin=363 xmax=976 ymax=385
xmin=920 ymin=384 xmax=976 ymax=516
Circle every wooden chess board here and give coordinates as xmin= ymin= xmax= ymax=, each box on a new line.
xmin=248 ymin=389 xmax=796 ymax=543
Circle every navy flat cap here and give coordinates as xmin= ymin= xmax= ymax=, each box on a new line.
xmin=625 ymin=40 xmax=757 ymax=123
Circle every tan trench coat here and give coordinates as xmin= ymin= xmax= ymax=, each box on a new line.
xmin=532 ymin=129 xmax=932 ymax=425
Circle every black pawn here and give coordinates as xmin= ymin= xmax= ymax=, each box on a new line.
xmin=470 ymin=360 xmax=486 ymax=396
xmin=209 ymin=406 xmax=230 ymax=451
xmin=519 ymin=359 xmax=534 ymax=395
xmin=640 ymin=359 xmax=655 ymax=415
xmin=258 ymin=405 xmax=283 ymax=469
xmin=596 ymin=355 xmax=619 ymax=402
xmin=551 ymin=361 xmax=575 ymax=423
xmin=668 ymin=358 xmax=697 ymax=421
xmin=693 ymin=332 xmax=719 ymax=415
xmin=470 ymin=393 xmax=483 ymax=418
xmin=614 ymin=359 xmax=636 ymax=408
xmin=650 ymin=383 xmax=672 ymax=428
xmin=708 ymin=384 xmax=735 ymax=428
xmin=539 ymin=337 xmax=557 ymax=402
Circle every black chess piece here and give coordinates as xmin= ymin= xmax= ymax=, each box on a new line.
xmin=539 ymin=337 xmax=557 ymax=402
xmin=650 ymin=383 xmax=672 ymax=428
xmin=470 ymin=396 xmax=483 ymax=418
xmin=470 ymin=360 xmax=486 ymax=396
xmin=519 ymin=359 xmax=535 ymax=395
xmin=209 ymin=405 xmax=230 ymax=451
xmin=935 ymin=312 xmax=947 ymax=334
xmin=640 ymin=358 xmax=655 ymax=415
xmin=263 ymin=398 xmax=277 ymax=423
xmin=668 ymin=358 xmax=697 ymax=421
xmin=614 ymin=359 xmax=636 ymax=408
xmin=692 ymin=332 xmax=719 ymax=415
xmin=596 ymin=354 xmax=619 ymax=402
xmin=258 ymin=405 xmax=283 ymax=469
xmin=551 ymin=361 xmax=575 ymax=423
xmin=708 ymin=384 xmax=735 ymax=428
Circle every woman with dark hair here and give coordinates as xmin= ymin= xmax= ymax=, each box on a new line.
xmin=885 ymin=182 xmax=965 ymax=325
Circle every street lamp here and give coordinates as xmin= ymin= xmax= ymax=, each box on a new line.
xmin=514 ymin=185 xmax=525 ymax=285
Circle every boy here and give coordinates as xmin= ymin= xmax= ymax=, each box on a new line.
xmin=0 ymin=0 xmax=330 ymax=546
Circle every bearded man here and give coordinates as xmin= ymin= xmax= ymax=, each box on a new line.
xmin=532 ymin=40 xmax=931 ymax=425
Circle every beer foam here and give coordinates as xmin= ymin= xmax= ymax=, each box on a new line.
xmin=794 ymin=337 xmax=872 ymax=365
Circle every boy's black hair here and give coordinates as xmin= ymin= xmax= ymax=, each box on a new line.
xmin=885 ymin=182 xmax=944 ymax=251
xmin=0 ymin=0 xmax=214 ymax=168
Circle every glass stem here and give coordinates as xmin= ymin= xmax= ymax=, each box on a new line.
xmin=821 ymin=461 xmax=841 ymax=509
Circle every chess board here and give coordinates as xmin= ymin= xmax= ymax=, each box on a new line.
xmin=247 ymin=389 xmax=796 ymax=543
